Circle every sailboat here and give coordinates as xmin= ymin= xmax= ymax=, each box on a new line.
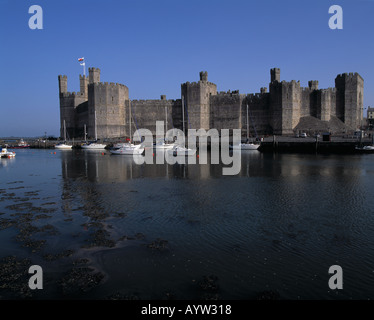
xmin=230 ymin=104 xmax=259 ymax=150
xmin=82 ymin=111 xmax=107 ymax=149
xmin=154 ymin=106 xmax=176 ymax=150
xmin=55 ymin=120 xmax=73 ymax=149
xmin=166 ymin=95 xmax=196 ymax=156
xmin=110 ymin=101 xmax=144 ymax=155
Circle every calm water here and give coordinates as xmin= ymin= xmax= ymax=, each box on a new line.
xmin=1 ymin=148 xmax=374 ymax=299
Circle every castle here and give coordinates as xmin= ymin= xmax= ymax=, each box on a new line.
xmin=58 ymin=68 xmax=364 ymax=139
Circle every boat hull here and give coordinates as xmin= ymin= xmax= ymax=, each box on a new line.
xmin=355 ymin=146 xmax=374 ymax=153
xmin=230 ymin=143 xmax=260 ymax=150
xmin=110 ymin=145 xmax=144 ymax=155
xmin=82 ymin=143 xmax=107 ymax=150
xmin=55 ymin=144 xmax=72 ymax=150
xmin=167 ymin=147 xmax=196 ymax=156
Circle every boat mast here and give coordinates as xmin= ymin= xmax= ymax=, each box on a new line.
xmin=246 ymin=104 xmax=249 ymax=142
xmin=129 ymin=101 xmax=132 ymax=143
xmin=84 ymin=124 xmax=87 ymax=142
xmin=165 ymin=105 xmax=168 ymax=134
xmin=94 ymin=111 xmax=98 ymax=141
xmin=182 ymin=96 xmax=185 ymax=134
xmin=63 ymin=120 xmax=67 ymax=142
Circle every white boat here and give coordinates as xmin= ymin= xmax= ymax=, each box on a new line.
xmin=230 ymin=143 xmax=259 ymax=150
xmin=355 ymin=145 xmax=374 ymax=153
xmin=110 ymin=102 xmax=144 ymax=155
xmin=154 ymin=140 xmax=176 ymax=150
xmin=81 ymin=111 xmax=107 ymax=149
xmin=1 ymin=146 xmax=16 ymax=158
xmin=113 ymin=142 xmax=134 ymax=149
xmin=230 ymin=104 xmax=260 ymax=150
xmin=82 ymin=142 xmax=107 ymax=150
xmin=56 ymin=120 xmax=72 ymax=149
xmin=168 ymin=145 xmax=196 ymax=156
xmin=110 ymin=144 xmax=144 ymax=155
xmin=55 ymin=143 xmax=72 ymax=150
xmin=153 ymin=106 xmax=176 ymax=150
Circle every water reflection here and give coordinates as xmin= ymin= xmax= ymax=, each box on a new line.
xmin=2 ymin=148 xmax=374 ymax=299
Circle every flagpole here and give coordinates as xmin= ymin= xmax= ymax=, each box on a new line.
xmin=78 ymin=57 xmax=85 ymax=77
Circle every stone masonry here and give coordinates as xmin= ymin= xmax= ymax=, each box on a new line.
xmin=58 ymin=68 xmax=364 ymax=139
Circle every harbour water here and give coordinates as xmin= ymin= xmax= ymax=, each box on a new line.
xmin=1 ymin=149 xmax=374 ymax=299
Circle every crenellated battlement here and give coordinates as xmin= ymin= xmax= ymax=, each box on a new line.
xmin=88 ymin=67 xmax=100 ymax=72
xmin=320 ymin=87 xmax=336 ymax=93
xmin=336 ymin=72 xmax=363 ymax=81
xmin=217 ymin=90 xmax=240 ymax=96
xmin=91 ymin=82 xmax=128 ymax=89
xmin=131 ymin=98 xmax=179 ymax=103
xmin=59 ymin=67 xmax=364 ymax=138
xmin=182 ymin=81 xmax=216 ymax=87
xmin=246 ymin=92 xmax=268 ymax=100
xmin=61 ymin=91 xmax=87 ymax=98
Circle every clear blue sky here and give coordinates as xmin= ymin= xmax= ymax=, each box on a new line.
xmin=0 ymin=0 xmax=373 ymax=137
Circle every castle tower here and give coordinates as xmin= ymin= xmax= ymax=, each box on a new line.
xmin=89 ymin=67 xmax=101 ymax=84
xmin=58 ymin=75 xmax=68 ymax=94
xmin=335 ymin=73 xmax=364 ymax=129
xmin=200 ymin=71 xmax=208 ymax=82
xmin=181 ymin=71 xmax=217 ymax=131
xmin=80 ymin=75 xmax=88 ymax=97
xmin=308 ymin=81 xmax=319 ymax=90
xmin=269 ymin=67 xmax=301 ymax=135
xmin=270 ymin=68 xmax=280 ymax=83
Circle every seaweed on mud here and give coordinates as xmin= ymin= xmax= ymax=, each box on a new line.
xmin=82 ymin=229 xmax=116 ymax=248
xmin=0 ymin=218 xmax=16 ymax=230
xmin=39 ymin=224 xmax=59 ymax=236
xmin=0 ymin=256 xmax=33 ymax=298
xmin=6 ymin=202 xmax=33 ymax=211
xmin=59 ymin=267 xmax=105 ymax=295
xmin=43 ymin=250 xmax=75 ymax=261
xmin=35 ymin=214 xmax=52 ymax=220
xmin=72 ymin=258 xmax=90 ymax=266
xmin=146 ymin=238 xmax=169 ymax=251
xmin=21 ymin=239 xmax=46 ymax=253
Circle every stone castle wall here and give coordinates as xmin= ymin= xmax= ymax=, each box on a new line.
xmin=58 ymin=68 xmax=364 ymax=139
xmin=131 ymin=98 xmax=181 ymax=136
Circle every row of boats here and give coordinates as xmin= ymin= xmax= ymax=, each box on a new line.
xmin=55 ymin=139 xmax=260 ymax=155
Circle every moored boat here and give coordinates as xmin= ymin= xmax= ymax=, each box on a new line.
xmin=230 ymin=143 xmax=260 ymax=150
xmin=154 ymin=140 xmax=176 ymax=150
xmin=10 ymin=139 xmax=30 ymax=149
xmin=55 ymin=120 xmax=72 ymax=149
xmin=167 ymin=145 xmax=196 ymax=156
xmin=81 ymin=111 xmax=107 ymax=150
xmin=1 ymin=145 xmax=16 ymax=158
xmin=82 ymin=142 xmax=107 ymax=150
xmin=110 ymin=144 xmax=144 ymax=155
xmin=355 ymin=145 xmax=374 ymax=153
xmin=55 ymin=143 xmax=72 ymax=150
